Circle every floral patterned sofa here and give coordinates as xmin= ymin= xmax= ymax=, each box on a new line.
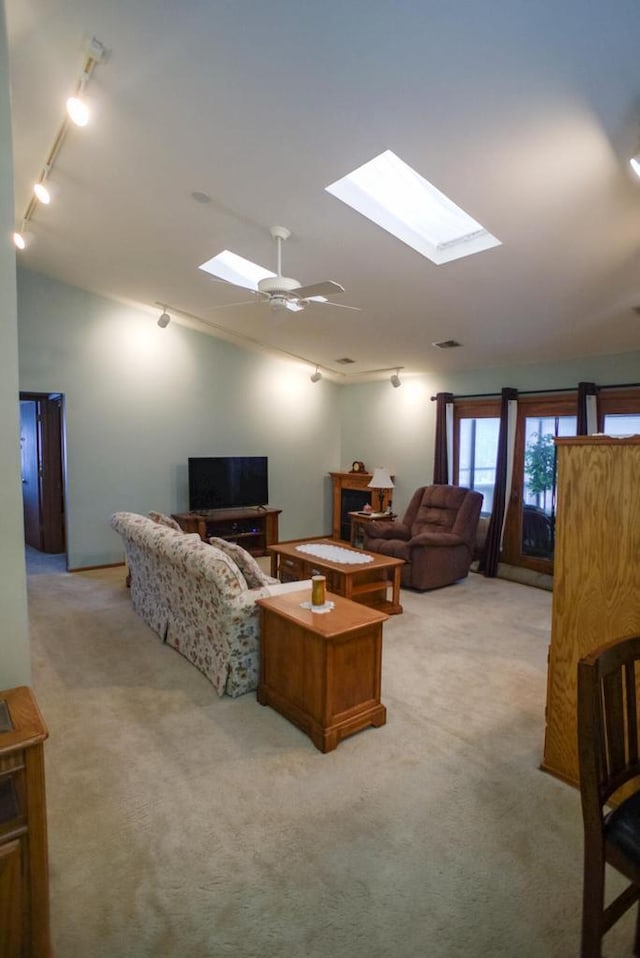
xmin=110 ymin=512 xmax=310 ymax=697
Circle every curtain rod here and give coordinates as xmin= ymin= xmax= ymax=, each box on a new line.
xmin=430 ymin=382 xmax=640 ymax=401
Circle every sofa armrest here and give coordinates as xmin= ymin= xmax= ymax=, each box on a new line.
xmin=365 ymin=521 xmax=411 ymax=541
xmin=230 ymin=579 xmax=313 ymax=611
xmin=408 ymin=531 xmax=466 ymax=548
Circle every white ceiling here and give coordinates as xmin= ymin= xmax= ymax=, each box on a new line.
xmin=6 ymin=0 xmax=640 ymax=382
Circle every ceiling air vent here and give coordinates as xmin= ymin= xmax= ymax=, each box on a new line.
xmin=335 ymin=357 xmax=356 ymax=364
xmin=432 ymin=339 xmax=462 ymax=349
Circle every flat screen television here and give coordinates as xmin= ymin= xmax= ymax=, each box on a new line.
xmin=188 ymin=456 xmax=268 ymax=511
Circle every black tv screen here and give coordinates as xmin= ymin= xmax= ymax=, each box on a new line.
xmin=188 ymin=456 xmax=268 ymax=511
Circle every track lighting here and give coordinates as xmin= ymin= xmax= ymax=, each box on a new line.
xmin=390 ymin=369 xmax=402 ymax=388
xmin=157 ymin=308 xmax=171 ymax=328
xmin=310 ymin=366 xmax=322 ymax=383
xmin=12 ymin=228 xmax=33 ymax=251
xmin=66 ymin=91 xmax=90 ymax=127
xmin=631 ymin=154 xmax=640 ymax=179
xmin=33 ymin=177 xmax=60 ymax=205
xmin=13 ymin=36 xmax=107 ymax=250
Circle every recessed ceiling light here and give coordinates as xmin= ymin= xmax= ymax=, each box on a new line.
xmin=191 ymin=191 xmax=212 ymax=204
xmin=432 ymin=339 xmax=462 ymax=349
xmin=198 ymin=250 xmax=274 ymax=291
xmin=326 ymin=149 xmax=501 ymax=265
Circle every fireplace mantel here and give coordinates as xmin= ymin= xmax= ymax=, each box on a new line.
xmin=329 ymin=471 xmax=394 ymax=541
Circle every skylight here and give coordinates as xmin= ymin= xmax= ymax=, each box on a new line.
xmin=198 ymin=250 xmax=274 ymax=290
xmin=326 ymin=150 xmax=501 ymax=265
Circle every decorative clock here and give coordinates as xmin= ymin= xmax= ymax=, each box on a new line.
xmin=350 ymin=460 xmax=366 ymax=473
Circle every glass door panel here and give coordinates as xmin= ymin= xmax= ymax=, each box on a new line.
xmin=521 ymin=414 xmax=575 ymax=559
xmin=458 ymin=417 xmax=500 ymax=514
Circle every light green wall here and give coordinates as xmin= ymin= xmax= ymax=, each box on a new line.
xmin=340 ymin=353 xmax=640 ymax=517
xmin=0 ymin=1 xmax=31 ymax=687
xmin=17 ymin=268 xmax=341 ymax=568
xmin=16 ymin=262 xmax=640 ymax=566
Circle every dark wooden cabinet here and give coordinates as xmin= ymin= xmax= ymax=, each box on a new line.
xmin=0 ymin=686 xmax=51 ymax=958
xmin=172 ymin=507 xmax=281 ymax=556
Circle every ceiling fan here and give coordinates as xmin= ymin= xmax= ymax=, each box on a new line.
xmin=213 ymin=225 xmax=360 ymax=313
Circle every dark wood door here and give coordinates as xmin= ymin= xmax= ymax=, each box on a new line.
xmin=20 ymin=400 xmax=42 ymax=549
xmin=19 ymin=394 xmax=66 ymax=555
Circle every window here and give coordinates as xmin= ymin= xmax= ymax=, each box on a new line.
xmin=458 ymin=417 xmax=500 ymax=513
xmin=453 ymin=399 xmax=500 ymax=514
xmin=326 ymin=150 xmax=501 ymax=265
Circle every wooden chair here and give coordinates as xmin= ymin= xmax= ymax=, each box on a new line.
xmin=577 ymin=634 xmax=640 ymax=957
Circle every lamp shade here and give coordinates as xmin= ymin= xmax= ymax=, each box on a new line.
xmin=368 ymin=467 xmax=394 ymax=490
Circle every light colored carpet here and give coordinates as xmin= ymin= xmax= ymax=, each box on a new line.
xmin=26 ymin=566 xmax=633 ymax=957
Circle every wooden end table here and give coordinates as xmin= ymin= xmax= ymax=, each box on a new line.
xmin=256 ymin=591 xmax=388 ymax=753
xmin=269 ymin=538 xmax=404 ymax=615
xmin=348 ymin=510 xmax=397 ymax=547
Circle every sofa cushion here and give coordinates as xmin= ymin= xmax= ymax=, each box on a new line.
xmin=148 ymin=511 xmax=183 ymax=532
xmin=208 ymin=537 xmax=275 ymax=588
xmin=204 ymin=543 xmax=248 ymax=591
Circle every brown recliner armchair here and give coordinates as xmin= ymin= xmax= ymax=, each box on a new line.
xmin=363 ymin=484 xmax=483 ymax=591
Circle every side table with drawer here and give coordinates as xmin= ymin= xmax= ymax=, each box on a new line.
xmin=0 ymin=686 xmax=51 ymax=958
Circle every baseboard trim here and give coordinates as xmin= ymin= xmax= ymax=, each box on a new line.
xmin=68 ymin=561 xmax=126 ymax=573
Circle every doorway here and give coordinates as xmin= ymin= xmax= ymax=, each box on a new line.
xmin=19 ymin=392 xmax=67 ymax=560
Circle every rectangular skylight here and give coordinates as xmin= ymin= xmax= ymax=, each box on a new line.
xmin=326 ymin=149 xmax=501 ymax=265
xmin=198 ymin=250 xmax=274 ymax=290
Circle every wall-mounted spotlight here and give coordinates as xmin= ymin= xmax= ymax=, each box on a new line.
xmin=157 ymin=308 xmax=171 ymax=328
xmin=390 ymin=368 xmax=402 ymax=388
xmin=310 ymin=366 xmax=322 ymax=383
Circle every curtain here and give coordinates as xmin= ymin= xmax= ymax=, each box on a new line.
xmin=433 ymin=392 xmax=454 ymax=484
xmin=480 ymin=387 xmax=518 ymax=577
xmin=577 ymin=381 xmax=598 ymax=435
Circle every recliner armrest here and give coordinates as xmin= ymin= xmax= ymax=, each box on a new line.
xmin=365 ymin=521 xmax=411 ymax=541
xmin=408 ymin=531 xmax=466 ymax=548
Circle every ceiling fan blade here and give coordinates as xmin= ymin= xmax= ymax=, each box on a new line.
xmin=204 ymin=298 xmax=263 ymax=312
xmin=293 ymin=280 xmax=345 ymax=300
xmin=305 ymin=299 xmax=361 ymax=311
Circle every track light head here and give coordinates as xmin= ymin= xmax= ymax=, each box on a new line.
xmin=631 ymin=154 xmax=640 ymax=179
xmin=34 ymin=180 xmax=60 ymax=205
xmin=66 ymin=94 xmax=90 ymax=127
xmin=157 ymin=309 xmax=171 ymax=329
xmin=390 ymin=369 xmax=402 ymax=388
xmin=12 ymin=229 xmax=33 ymax=251
xmin=310 ymin=367 xmax=322 ymax=383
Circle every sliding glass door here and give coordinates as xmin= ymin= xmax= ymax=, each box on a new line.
xmin=499 ymin=396 xmax=575 ymax=572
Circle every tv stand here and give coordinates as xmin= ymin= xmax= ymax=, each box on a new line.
xmin=172 ymin=506 xmax=281 ymax=557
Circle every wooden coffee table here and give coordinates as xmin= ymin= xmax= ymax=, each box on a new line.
xmin=256 ymin=590 xmax=388 ymax=752
xmin=269 ymin=538 xmax=404 ymax=615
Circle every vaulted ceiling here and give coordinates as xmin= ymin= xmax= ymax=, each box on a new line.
xmin=6 ymin=1 xmax=640 ymax=381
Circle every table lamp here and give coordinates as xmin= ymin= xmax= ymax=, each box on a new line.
xmin=368 ymin=467 xmax=394 ymax=513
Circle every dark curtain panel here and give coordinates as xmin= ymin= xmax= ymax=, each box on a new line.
xmin=577 ymin=381 xmax=597 ymax=435
xmin=480 ymin=387 xmax=518 ymax=578
xmin=433 ymin=392 xmax=454 ymax=484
